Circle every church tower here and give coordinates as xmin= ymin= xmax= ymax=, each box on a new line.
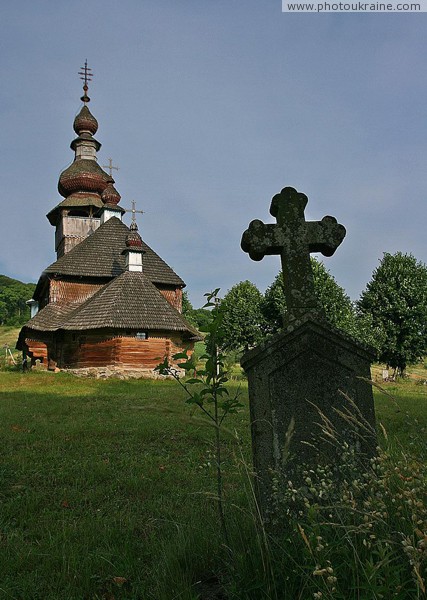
xmin=17 ymin=61 xmax=201 ymax=375
xmin=46 ymin=61 xmax=124 ymax=258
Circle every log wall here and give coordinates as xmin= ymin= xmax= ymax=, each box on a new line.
xmin=25 ymin=339 xmax=48 ymax=365
xmin=61 ymin=330 xmax=193 ymax=370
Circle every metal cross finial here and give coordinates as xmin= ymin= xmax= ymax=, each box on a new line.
xmin=124 ymin=200 xmax=144 ymax=225
xmin=102 ymin=158 xmax=119 ymax=178
xmin=78 ymin=59 xmax=93 ymax=103
xmin=241 ymin=187 xmax=346 ymax=323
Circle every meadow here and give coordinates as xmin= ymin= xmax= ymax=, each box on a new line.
xmin=0 ymin=353 xmax=426 ymax=598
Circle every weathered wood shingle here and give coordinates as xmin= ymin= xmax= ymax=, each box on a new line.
xmin=21 ymin=302 xmax=78 ymax=332
xmin=44 ymin=217 xmax=185 ymax=286
xmin=61 ymin=271 xmax=199 ymax=337
xmin=22 ymin=272 xmax=201 ymax=340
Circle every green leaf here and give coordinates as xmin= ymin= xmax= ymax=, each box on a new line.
xmin=186 ymin=392 xmax=203 ymax=405
xmin=215 ymin=387 xmax=229 ymax=396
xmin=172 ymin=351 xmax=189 ymax=360
xmin=174 ymin=359 xmax=193 ymax=370
xmin=154 ymin=356 xmax=170 ymax=373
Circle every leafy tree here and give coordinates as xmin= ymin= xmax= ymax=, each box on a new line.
xmin=263 ymin=258 xmax=355 ymax=331
xmin=181 ymin=291 xmax=213 ymax=332
xmin=181 ymin=290 xmax=193 ymax=314
xmin=0 ymin=275 xmax=35 ymax=326
xmin=261 ymin=258 xmax=383 ymax=351
xmin=181 ymin=290 xmax=197 ymax=328
xmin=358 ymin=252 xmax=427 ymax=375
xmin=218 ymin=280 xmax=266 ymax=351
xmin=189 ymin=308 xmax=213 ymax=332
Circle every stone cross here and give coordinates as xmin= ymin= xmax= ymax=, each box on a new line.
xmin=241 ymin=187 xmax=346 ymax=322
xmin=240 ymin=187 xmax=377 ymax=527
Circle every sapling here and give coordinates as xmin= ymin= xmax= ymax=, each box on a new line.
xmin=155 ymin=289 xmax=242 ymax=545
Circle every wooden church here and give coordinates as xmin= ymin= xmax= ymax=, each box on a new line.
xmin=17 ymin=64 xmax=201 ymax=375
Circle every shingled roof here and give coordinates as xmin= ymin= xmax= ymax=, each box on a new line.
xmin=44 ymin=217 xmax=185 ymax=286
xmin=63 ymin=271 xmax=200 ymax=336
xmin=21 ymin=271 xmax=201 ymax=341
xmin=20 ymin=302 xmax=77 ymax=332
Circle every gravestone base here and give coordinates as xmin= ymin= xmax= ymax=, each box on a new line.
xmin=241 ymin=317 xmax=377 ymax=523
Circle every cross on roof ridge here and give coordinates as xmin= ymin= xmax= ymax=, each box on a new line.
xmin=103 ymin=158 xmax=119 ymax=177
xmin=123 ymin=200 xmax=144 ymax=225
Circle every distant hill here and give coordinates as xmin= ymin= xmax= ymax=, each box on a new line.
xmin=0 ymin=275 xmax=36 ymax=326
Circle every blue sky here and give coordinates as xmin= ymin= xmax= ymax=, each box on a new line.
xmin=1 ymin=1 xmax=426 ymax=307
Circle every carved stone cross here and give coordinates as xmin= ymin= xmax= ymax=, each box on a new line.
xmin=241 ymin=187 xmax=346 ymax=322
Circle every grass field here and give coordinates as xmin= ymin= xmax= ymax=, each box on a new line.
xmin=0 ymin=327 xmax=20 ymax=369
xmin=0 ymin=365 xmax=426 ymax=599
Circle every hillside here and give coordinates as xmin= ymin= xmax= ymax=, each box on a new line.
xmin=0 ymin=274 xmax=36 ymax=326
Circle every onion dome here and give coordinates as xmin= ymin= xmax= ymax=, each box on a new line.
xmin=58 ymin=160 xmax=111 ymax=197
xmin=126 ymin=221 xmax=143 ymax=248
xmin=101 ymin=182 xmax=121 ymax=206
xmin=73 ymin=105 xmax=98 ymax=135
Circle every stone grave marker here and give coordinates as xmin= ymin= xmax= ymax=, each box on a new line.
xmin=240 ymin=187 xmax=377 ymax=520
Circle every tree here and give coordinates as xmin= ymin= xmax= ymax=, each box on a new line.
xmin=181 ymin=291 xmax=213 ymax=331
xmin=263 ymin=258 xmax=356 ymax=332
xmin=358 ymin=252 xmax=427 ymax=375
xmin=219 ymin=280 xmax=266 ymax=351
xmin=261 ymin=258 xmax=384 ymax=351
xmin=181 ymin=290 xmax=193 ymax=315
xmin=181 ymin=290 xmax=197 ymax=328
xmin=0 ymin=275 xmax=35 ymax=326
xmin=190 ymin=308 xmax=214 ymax=332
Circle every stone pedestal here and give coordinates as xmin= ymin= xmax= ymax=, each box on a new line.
xmin=241 ymin=317 xmax=377 ymax=520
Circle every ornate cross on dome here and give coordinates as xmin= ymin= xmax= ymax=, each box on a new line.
xmin=124 ymin=200 xmax=144 ymax=225
xmin=78 ymin=60 xmax=93 ymax=104
xmin=241 ymin=187 xmax=346 ymax=322
xmin=103 ymin=158 xmax=119 ymax=177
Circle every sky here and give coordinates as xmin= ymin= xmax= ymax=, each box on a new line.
xmin=1 ymin=1 xmax=426 ymax=308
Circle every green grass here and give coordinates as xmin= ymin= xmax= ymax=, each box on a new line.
xmin=0 ymin=326 xmax=20 ymax=346
xmin=0 ymin=327 xmax=20 ymax=369
xmin=0 ymin=370 xmax=425 ymax=599
xmin=0 ymin=372 xmax=249 ymax=599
